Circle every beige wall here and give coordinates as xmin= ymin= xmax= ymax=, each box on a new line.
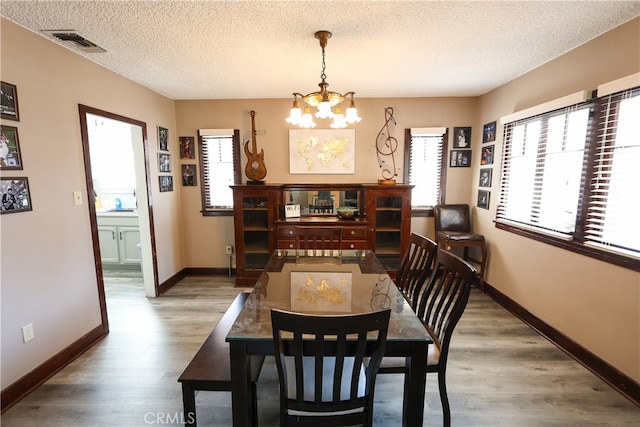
xmin=474 ymin=18 xmax=640 ymax=380
xmin=0 ymin=19 xmax=180 ymax=388
xmin=175 ymin=97 xmax=477 ymax=266
xmin=2 ymin=15 xmax=638 ymax=395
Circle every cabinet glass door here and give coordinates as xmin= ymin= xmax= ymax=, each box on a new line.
xmin=241 ymin=195 xmax=271 ymax=269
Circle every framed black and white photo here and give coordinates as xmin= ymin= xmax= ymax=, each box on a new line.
xmin=158 ymin=126 xmax=168 ymax=151
xmin=483 ymin=121 xmax=496 ymax=143
xmin=1 ymin=125 xmax=23 ymax=170
xmin=479 ymin=168 xmax=492 ymax=187
xmin=181 ymin=164 xmax=197 ymax=186
xmin=1 ymin=177 xmax=32 ymax=214
xmin=158 ymin=153 xmax=171 ymax=173
xmin=159 ymin=175 xmax=173 ymax=192
xmin=450 ymin=149 xmax=471 ymax=167
xmin=1 ymin=81 xmax=20 ymax=121
xmin=477 ymin=190 xmax=490 ymax=210
xmin=481 ymin=145 xmax=494 ymax=165
xmin=453 ymin=126 xmax=471 ymax=148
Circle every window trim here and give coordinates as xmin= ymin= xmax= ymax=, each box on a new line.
xmin=496 ymin=84 xmax=640 ymax=272
xmin=197 ymin=129 xmax=241 ymax=217
xmin=404 ymin=128 xmax=448 ymax=216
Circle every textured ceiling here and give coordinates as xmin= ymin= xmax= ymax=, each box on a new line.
xmin=2 ymin=1 xmax=639 ymax=100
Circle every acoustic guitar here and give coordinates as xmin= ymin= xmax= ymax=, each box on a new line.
xmin=244 ymin=110 xmax=267 ymax=181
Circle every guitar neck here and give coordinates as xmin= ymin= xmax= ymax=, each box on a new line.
xmin=250 ymin=110 xmax=257 ymax=153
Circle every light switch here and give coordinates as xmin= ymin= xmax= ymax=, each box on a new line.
xmin=73 ymin=191 xmax=82 ymax=206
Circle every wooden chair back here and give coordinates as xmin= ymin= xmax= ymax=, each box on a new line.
xmin=295 ymin=226 xmax=342 ymax=257
xmin=271 ymin=309 xmax=391 ymax=427
xmin=416 ymin=249 xmax=477 ymax=360
xmin=395 ymin=233 xmax=438 ymax=310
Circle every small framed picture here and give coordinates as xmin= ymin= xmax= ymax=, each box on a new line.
xmin=159 ymin=175 xmax=173 ymax=192
xmin=1 ymin=177 xmax=32 ymax=214
xmin=158 ymin=153 xmax=171 ymax=173
xmin=450 ymin=150 xmax=471 ymax=168
xmin=179 ymin=136 xmax=195 ymax=159
xmin=181 ymin=164 xmax=197 ymax=186
xmin=1 ymin=81 xmax=20 ymax=121
xmin=481 ymin=145 xmax=494 ymax=165
xmin=483 ymin=121 xmax=496 ymax=143
xmin=1 ymin=125 xmax=23 ymax=170
xmin=479 ymin=168 xmax=492 ymax=187
xmin=477 ymin=190 xmax=490 ymax=210
xmin=453 ymin=126 xmax=471 ymax=148
xmin=158 ymin=126 xmax=168 ymax=151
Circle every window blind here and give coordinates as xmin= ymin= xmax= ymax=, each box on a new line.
xmin=407 ymin=128 xmax=446 ymax=207
xmin=584 ymin=87 xmax=640 ymax=258
xmin=198 ymin=129 xmax=239 ymax=209
xmin=497 ymin=102 xmax=593 ymax=238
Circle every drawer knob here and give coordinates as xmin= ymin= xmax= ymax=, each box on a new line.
xmin=289 ymin=230 xmax=294 ymax=235
xmin=350 ymin=244 xmax=355 ymax=249
xmin=350 ymin=230 xmax=355 ymax=235
xmin=289 ymin=243 xmax=294 ymax=248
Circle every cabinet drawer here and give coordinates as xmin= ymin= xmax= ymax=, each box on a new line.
xmin=342 ymin=241 xmax=367 ymax=250
xmin=278 ymin=240 xmax=367 ymax=250
xmin=278 ymin=240 xmax=297 ymax=250
xmin=278 ymin=226 xmax=297 ymax=239
xmin=342 ymin=226 xmax=367 ymax=240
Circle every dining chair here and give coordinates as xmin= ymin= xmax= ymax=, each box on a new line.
xmin=377 ymin=249 xmax=477 ymax=427
xmin=295 ymin=226 xmax=342 ymax=258
xmin=394 ymin=232 xmax=438 ymax=310
xmin=434 ymin=203 xmax=487 ymax=291
xmin=271 ymin=308 xmax=391 ymax=427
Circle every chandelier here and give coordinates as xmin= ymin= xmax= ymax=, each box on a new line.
xmin=285 ymin=31 xmax=361 ymax=129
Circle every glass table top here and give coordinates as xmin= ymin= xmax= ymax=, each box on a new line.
xmin=227 ymin=250 xmax=429 ymax=343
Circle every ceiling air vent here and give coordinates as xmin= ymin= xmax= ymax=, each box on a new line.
xmin=42 ymin=30 xmax=106 ymax=53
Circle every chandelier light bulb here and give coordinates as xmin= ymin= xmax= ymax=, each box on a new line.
xmin=316 ymin=100 xmax=334 ymax=119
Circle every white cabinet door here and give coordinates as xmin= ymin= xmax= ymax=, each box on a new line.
xmin=98 ymin=226 xmax=120 ymax=264
xmin=118 ymin=226 xmax=141 ymax=264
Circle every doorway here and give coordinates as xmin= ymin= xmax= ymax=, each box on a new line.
xmin=78 ymin=105 xmax=159 ymax=313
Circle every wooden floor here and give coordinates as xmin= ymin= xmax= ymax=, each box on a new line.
xmin=2 ymin=270 xmax=637 ymax=426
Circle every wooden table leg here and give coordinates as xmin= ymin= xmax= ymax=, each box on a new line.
xmin=230 ymin=342 xmax=253 ymax=427
xmin=181 ymin=382 xmax=197 ymax=427
xmin=404 ymin=341 xmax=427 ymax=426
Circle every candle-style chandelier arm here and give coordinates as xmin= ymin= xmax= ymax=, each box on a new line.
xmin=285 ymin=31 xmax=361 ymax=128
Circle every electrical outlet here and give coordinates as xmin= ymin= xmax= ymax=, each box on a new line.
xmin=22 ymin=323 xmax=35 ymax=343
xmin=225 ymin=245 xmax=233 ymax=255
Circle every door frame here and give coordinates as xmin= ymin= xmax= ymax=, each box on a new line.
xmin=78 ymin=104 xmax=160 ymax=332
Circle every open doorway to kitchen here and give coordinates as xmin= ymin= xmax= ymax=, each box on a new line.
xmin=78 ymin=105 xmax=159 ymax=330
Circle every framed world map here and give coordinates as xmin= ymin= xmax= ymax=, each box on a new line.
xmin=289 ymin=129 xmax=355 ymax=174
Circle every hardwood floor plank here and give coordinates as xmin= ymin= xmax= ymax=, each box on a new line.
xmin=1 ymin=271 xmax=637 ymax=426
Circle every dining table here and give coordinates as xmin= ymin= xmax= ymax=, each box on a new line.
xmin=226 ymin=249 xmax=431 ymax=426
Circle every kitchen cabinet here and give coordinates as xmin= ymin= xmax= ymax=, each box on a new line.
xmin=97 ymin=213 xmax=141 ymax=267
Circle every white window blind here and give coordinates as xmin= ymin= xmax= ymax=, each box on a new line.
xmin=497 ymin=103 xmax=592 ymax=237
xmin=199 ymin=129 xmax=239 ymax=209
xmin=584 ymin=87 xmax=640 ymax=257
xmin=407 ymin=128 xmax=446 ymax=207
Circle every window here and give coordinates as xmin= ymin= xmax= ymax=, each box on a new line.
xmin=497 ymin=84 xmax=640 ymax=270
xmin=498 ymin=103 xmax=592 ymax=237
xmin=404 ymin=128 xmax=448 ymax=214
xmin=584 ymin=87 xmax=640 ymax=258
xmin=198 ymin=129 xmax=240 ymax=215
